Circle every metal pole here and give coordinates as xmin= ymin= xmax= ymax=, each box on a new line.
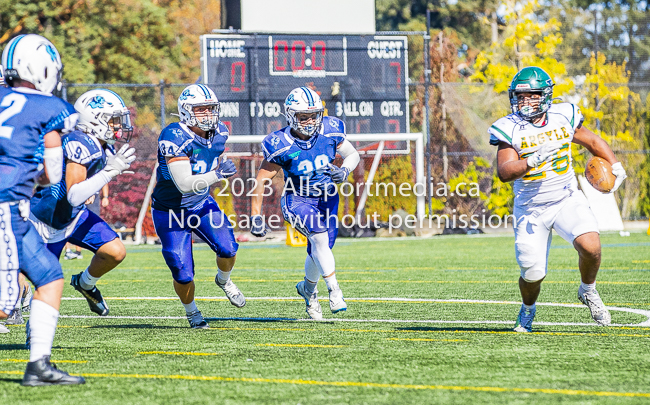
xmin=159 ymin=79 xmax=166 ymax=130
xmin=440 ymin=32 xmax=448 ymax=181
xmin=61 ymin=80 xmax=68 ymax=102
xmin=356 ymin=141 xmax=385 ymax=223
xmin=134 ymin=163 xmax=159 ymax=245
xmin=415 ymin=133 xmax=425 ymax=221
xmin=253 ymin=33 xmax=260 ymax=135
xmin=424 ymin=10 xmax=432 ymax=216
xmin=341 ymin=80 xmax=347 ymax=122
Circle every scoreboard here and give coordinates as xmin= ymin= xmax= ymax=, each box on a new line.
xmin=200 ymin=34 xmax=409 ymax=139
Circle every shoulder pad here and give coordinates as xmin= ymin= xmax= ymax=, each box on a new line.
xmin=321 ymin=116 xmax=346 ymax=144
xmin=44 ymin=99 xmax=79 ymax=135
xmin=63 ymin=131 xmax=102 ymax=165
xmin=488 ymin=115 xmax=519 ymax=146
xmin=548 ymin=102 xmax=583 ymax=129
xmin=216 ymin=121 xmax=230 ymax=137
xmin=159 ymin=123 xmax=193 ymax=157
xmin=262 ymin=130 xmax=293 ymax=163
xmin=322 ymin=116 xmax=346 ymax=135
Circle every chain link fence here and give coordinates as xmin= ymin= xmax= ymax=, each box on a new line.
xmin=59 ymin=19 xmax=650 ymax=239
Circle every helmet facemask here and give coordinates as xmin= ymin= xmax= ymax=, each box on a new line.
xmin=287 ymin=108 xmax=324 ymax=138
xmin=509 ymin=85 xmax=554 ymax=120
xmin=105 ymin=111 xmax=133 ymax=144
xmin=183 ymin=102 xmax=220 ymax=132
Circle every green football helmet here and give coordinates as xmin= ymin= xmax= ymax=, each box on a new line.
xmin=508 ymin=66 xmax=554 ymax=120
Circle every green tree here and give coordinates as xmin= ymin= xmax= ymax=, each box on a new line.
xmin=376 ymin=0 xmax=501 ymax=53
xmin=560 ymin=0 xmax=650 ymax=83
xmin=0 ymin=0 xmax=219 ymax=83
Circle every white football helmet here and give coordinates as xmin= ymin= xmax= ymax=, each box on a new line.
xmin=1 ymin=34 xmax=63 ymax=94
xmin=74 ymin=89 xmax=133 ymax=144
xmin=284 ymin=87 xmax=324 ymax=137
xmin=177 ymin=84 xmax=220 ymax=132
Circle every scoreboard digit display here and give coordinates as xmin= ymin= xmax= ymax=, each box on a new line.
xmin=268 ymin=36 xmax=347 ymax=76
xmin=200 ymin=34 xmax=409 ymax=144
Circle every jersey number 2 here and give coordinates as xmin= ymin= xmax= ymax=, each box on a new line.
xmin=0 ymin=93 xmax=27 ymax=139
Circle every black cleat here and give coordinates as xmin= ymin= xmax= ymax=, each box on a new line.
xmin=21 ymin=356 xmax=85 ymax=386
xmin=70 ymin=273 xmax=109 ymax=316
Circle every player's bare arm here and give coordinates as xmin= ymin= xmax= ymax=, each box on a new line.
xmin=496 ymin=140 xmax=561 ymax=183
xmin=65 ymin=161 xmax=88 ymax=192
xmin=572 ymin=126 xmax=618 ymax=165
xmin=573 ymin=126 xmax=627 ymax=193
xmin=496 ymin=141 xmax=530 ymax=182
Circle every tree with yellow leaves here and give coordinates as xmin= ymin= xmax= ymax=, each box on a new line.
xmin=470 ymin=0 xmax=646 ymax=218
xmin=471 ymin=0 xmax=573 ymax=97
xmin=578 ymin=54 xmax=645 ymax=217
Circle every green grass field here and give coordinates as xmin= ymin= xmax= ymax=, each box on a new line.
xmin=2 ymin=231 xmax=650 ymax=404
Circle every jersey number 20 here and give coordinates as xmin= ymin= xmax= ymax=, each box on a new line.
xmin=298 ymin=154 xmax=329 ymax=176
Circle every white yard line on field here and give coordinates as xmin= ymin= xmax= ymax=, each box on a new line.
xmin=59 ymin=297 xmax=650 ymax=327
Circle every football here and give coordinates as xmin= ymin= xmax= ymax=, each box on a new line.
xmin=585 ymin=156 xmax=616 ymax=193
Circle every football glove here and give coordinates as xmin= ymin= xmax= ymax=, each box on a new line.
xmin=526 ymin=142 xmax=561 ymax=169
xmin=250 ymin=215 xmax=269 ymax=237
xmin=104 ymin=144 xmax=136 ymax=178
xmin=327 ymin=163 xmax=350 ymax=184
xmin=216 ymin=159 xmax=237 ymax=180
xmin=609 ymin=162 xmax=627 ymax=193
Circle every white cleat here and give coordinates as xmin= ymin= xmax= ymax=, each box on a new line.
xmin=296 ymin=281 xmax=322 ymax=320
xmin=328 ymin=288 xmax=347 ymax=314
xmin=578 ymin=287 xmax=611 ymax=326
xmin=186 ymin=310 xmax=209 ymax=329
xmin=215 ymin=277 xmax=246 ymax=308
xmin=22 ymin=284 xmax=33 ymax=314
xmin=0 ymin=323 xmax=9 ymax=334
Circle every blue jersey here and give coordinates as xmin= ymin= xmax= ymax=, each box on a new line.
xmin=262 ymin=116 xmax=346 ymax=197
xmin=0 ymin=87 xmax=77 ymax=202
xmin=152 ymin=122 xmax=229 ymax=211
xmin=31 ymin=130 xmax=111 ymax=230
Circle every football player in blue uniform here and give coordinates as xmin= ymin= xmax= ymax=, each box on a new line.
xmin=0 ymin=63 xmax=32 ymax=332
xmin=0 ymin=34 xmax=85 ymax=385
xmin=250 ymin=87 xmax=360 ymax=320
xmin=151 ymin=84 xmax=243 ymax=329
xmin=30 ymin=89 xmax=136 ymax=317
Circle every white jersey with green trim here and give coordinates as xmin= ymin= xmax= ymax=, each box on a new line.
xmin=488 ymin=102 xmax=584 ymax=206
